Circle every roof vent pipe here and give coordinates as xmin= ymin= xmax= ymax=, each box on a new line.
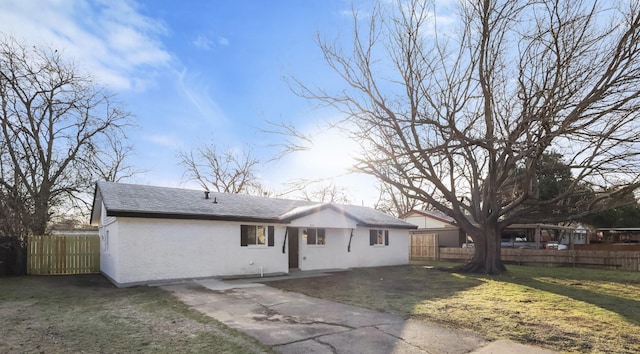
xmin=213 ymin=197 xmax=218 ymax=204
xmin=204 ymin=191 xmax=210 ymax=199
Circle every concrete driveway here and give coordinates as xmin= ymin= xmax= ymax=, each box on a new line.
xmin=161 ymin=275 xmax=557 ymax=354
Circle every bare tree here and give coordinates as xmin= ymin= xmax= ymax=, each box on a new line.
xmin=84 ymin=134 xmax=144 ymax=183
xmin=293 ymin=0 xmax=640 ymax=273
xmin=374 ymin=181 xmax=423 ymax=217
xmin=300 ymin=181 xmax=351 ymax=204
xmin=178 ymin=144 xmax=262 ymax=194
xmin=0 ymin=35 xmax=133 ymax=237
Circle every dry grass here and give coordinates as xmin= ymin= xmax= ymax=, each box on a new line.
xmin=0 ymin=274 xmax=271 ymax=353
xmin=265 ymin=263 xmax=640 ymax=353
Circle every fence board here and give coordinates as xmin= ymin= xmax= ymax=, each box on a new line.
xmin=435 ymin=248 xmax=640 ymax=271
xmin=410 ymin=233 xmax=439 ymax=260
xmin=28 ymin=235 xmax=100 ymax=275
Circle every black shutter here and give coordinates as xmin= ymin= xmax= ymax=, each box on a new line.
xmin=307 ymin=229 xmax=316 ymax=245
xmin=268 ymin=226 xmax=275 ymax=247
xmin=240 ymin=225 xmax=249 ymax=246
xmin=317 ymin=229 xmax=325 ymax=244
xmin=369 ymin=230 xmax=376 ymax=245
xmin=384 ymin=230 xmax=389 ymax=245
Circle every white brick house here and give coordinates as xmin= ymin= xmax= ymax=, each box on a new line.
xmin=90 ymin=181 xmax=417 ymax=287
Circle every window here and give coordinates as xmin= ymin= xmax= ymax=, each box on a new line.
xmin=241 ymin=225 xmax=274 ymax=247
xmin=305 ymin=228 xmax=326 ymax=245
xmin=370 ymin=229 xmax=389 ymax=246
xmin=102 ymin=229 xmax=109 ymax=252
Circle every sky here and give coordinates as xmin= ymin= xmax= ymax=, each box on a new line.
xmin=0 ymin=0 xmax=385 ymax=206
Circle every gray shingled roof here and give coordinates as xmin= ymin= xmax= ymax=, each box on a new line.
xmin=91 ymin=181 xmax=417 ymax=229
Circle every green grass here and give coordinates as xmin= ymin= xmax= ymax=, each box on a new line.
xmin=0 ymin=274 xmax=271 ymax=353
xmin=265 ymin=263 xmax=640 ymax=353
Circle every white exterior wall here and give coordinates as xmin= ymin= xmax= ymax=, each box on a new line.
xmin=288 ymin=208 xmax=358 ymax=229
xmin=348 ymin=228 xmax=409 ymax=267
xmin=293 ymin=227 xmax=410 ymax=270
xmin=287 ymin=208 xmax=410 ymax=270
xmin=297 ymin=228 xmax=351 ymax=270
xmin=289 ymin=208 xmax=356 ymax=271
xmin=99 ymin=203 xmax=119 ymax=283
xmin=104 ymin=217 xmax=288 ymax=286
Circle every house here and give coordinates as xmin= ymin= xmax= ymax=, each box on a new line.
xmin=400 ymin=210 xmax=466 ymax=247
xmin=400 ymin=209 xmax=456 ymax=229
xmin=90 ymin=181 xmax=417 ymax=287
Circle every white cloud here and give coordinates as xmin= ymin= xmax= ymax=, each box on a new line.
xmin=174 ymin=68 xmax=229 ymax=127
xmin=193 ymin=34 xmax=229 ymax=50
xmin=0 ymin=0 xmax=172 ymax=91
xmin=144 ymin=134 xmax=182 ymax=149
xmin=193 ymin=35 xmax=215 ymax=50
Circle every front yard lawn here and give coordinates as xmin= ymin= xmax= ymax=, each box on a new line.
xmin=265 ymin=263 xmax=640 ymax=353
xmin=0 ymin=274 xmax=270 ymax=353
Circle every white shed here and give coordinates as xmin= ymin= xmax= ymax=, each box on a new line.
xmin=90 ymin=181 xmax=417 ymax=287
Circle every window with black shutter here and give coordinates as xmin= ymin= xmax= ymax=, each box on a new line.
xmin=240 ymin=225 xmax=275 ymax=247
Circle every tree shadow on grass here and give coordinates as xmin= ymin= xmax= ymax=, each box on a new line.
xmin=498 ymin=267 xmax=640 ymax=326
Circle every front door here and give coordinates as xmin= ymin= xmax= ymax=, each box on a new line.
xmin=287 ymin=227 xmax=299 ymax=269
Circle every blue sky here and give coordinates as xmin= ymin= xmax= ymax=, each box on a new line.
xmin=0 ymin=0 xmax=383 ymax=205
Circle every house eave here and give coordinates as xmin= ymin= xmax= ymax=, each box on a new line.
xmin=400 ymin=209 xmax=455 ymax=225
xmin=279 ymin=204 xmax=365 ymax=225
xmin=357 ymin=223 xmax=419 ymax=230
xmin=106 ymin=210 xmax=287 ymax=224
xmin=104 ymin=210 xmax=416 ymax=229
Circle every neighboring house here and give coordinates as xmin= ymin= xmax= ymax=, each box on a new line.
xmin=90 ymin=181 xmax=417 ymax=287
xmin=50 ymin=225 xmax=98 ymax=237
xmin=400 ymin=209 xmax=456 ymax=229
xmin=401 ymin=209 xmax=579 ymax=249
xmin=400 ymin=210 xmax=466 ymax=247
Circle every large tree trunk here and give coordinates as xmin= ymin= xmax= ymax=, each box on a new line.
xmin=457 ymin=224 xmax=506 ymax=274
xmin=31 ymin=191 xmax=50 ymax=236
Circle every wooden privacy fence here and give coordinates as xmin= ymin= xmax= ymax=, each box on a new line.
xmin=410 ymin=233 xmax=439 ymax=260
xmin=432 ymin=247 xmax=640 ymax=272
xmin=28 ymin=235 xmax=100 ymax=275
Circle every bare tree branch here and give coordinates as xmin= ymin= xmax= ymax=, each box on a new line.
xmin=178 ymin=144 xmax=263 ymax=195
xmin=260 ymin=120 xmax=314 ymax=162
xmin=297 ymin=180 xmax=352 ymax=204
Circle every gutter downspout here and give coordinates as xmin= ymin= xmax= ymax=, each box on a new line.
xmin=282 ymin=228 xmax=288 ymax=254
xmin=348 ymin=229 xmax=354 ymax=252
